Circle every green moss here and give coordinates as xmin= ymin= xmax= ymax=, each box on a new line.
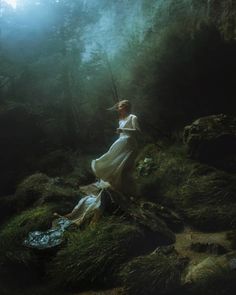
xmin=0 ymin=205 xmax=55 ymax=266
xmin=49 ymin=218 xmax=152 ymax=288
xmin=15 ymin=173 xmax=80 ymax=213
xmin=120 ymin=251 xmax=184 ymax=295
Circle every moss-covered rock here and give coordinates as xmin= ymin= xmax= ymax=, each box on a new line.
xmin=184 ymin=252 xmax=236 ymax=295
xmin=15 ymin=173 xmax=80 ymax=214
xmin=15 ymin=173 xmax=50 ymax=208
xmin=48 ymin=217 xmax=161 ymax=289
xmin=120 ymin=248 xmax=186 ymax=295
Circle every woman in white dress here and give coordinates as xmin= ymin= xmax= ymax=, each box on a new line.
xmin=91 ymin=100 xmax=140 ymax=189
xmin=53 ymin=100 xmax=139 ymax=224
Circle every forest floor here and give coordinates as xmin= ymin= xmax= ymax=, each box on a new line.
xmin=1 ymin=137 xmax=236 ymax=295
xmin=62 ymin=229 xmax=232 ymax=295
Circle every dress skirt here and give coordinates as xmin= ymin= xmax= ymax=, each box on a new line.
xmin=91 ymin=134 xmax=135 ymax=188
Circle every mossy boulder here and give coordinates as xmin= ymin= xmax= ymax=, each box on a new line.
xmin=184 ymin=252 xmax=236 ymax=295
xmin=120 ymin=247 xmax=187 ymax=295
xmin=15 ymin=173 xmax=81 ymax=214
xmin=49 ymin=217 xmax=163 ymax=289
xmin=184 ymin=114 xmax=236 ymax=172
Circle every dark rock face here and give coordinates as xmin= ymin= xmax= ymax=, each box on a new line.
xmin=184 ymin=114 xmax=236 ymax=172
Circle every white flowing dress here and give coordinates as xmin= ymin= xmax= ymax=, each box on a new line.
xmin=91 ymin=114 xmax=140 ymax=188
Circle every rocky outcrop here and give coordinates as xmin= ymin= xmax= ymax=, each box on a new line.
xmin=184 ymin=114 xmax=236 ymax=172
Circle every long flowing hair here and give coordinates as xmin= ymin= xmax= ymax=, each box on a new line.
xmin=107 ymin=100 xmax=131 ymax=113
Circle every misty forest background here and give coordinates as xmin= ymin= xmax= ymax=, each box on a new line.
xmin=0 ymin=0 xmax=236 ymax=196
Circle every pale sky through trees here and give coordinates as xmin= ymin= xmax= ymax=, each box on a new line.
xmin=3 ymin=0 xmax=17 ymax=9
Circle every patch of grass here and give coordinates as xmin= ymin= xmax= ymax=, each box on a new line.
xmin=133 ymin=144 xmax=196 ymax=204
xmin=0 ymin=205 xmax=55 ymax=266
xmin=184 ymin=205 xmax=236 ymax=231
xmin=48 ymin=217 xmax=154 ymax=289
xmin=179 ymin=169 xmax=236 ymax=231
xmin=134 ymin=143 xmax=236 ymax=231
xmin=120 ymin=251 xmax=185 ymax=295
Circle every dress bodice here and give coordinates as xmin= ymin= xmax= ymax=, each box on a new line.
xmin=119 ymin=114 xmax=132 ymax=128
xmin=118 ymin=114 xmax=139 ymax=137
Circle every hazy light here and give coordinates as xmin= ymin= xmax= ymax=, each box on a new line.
xmin=4 ymin=0 xmax=17 ymax=9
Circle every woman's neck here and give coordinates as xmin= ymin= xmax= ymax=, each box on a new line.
xmin=119 ymin=112 xmax=130 ymax=120
xmin=119 ymin=114 xmax=130 ymax=120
